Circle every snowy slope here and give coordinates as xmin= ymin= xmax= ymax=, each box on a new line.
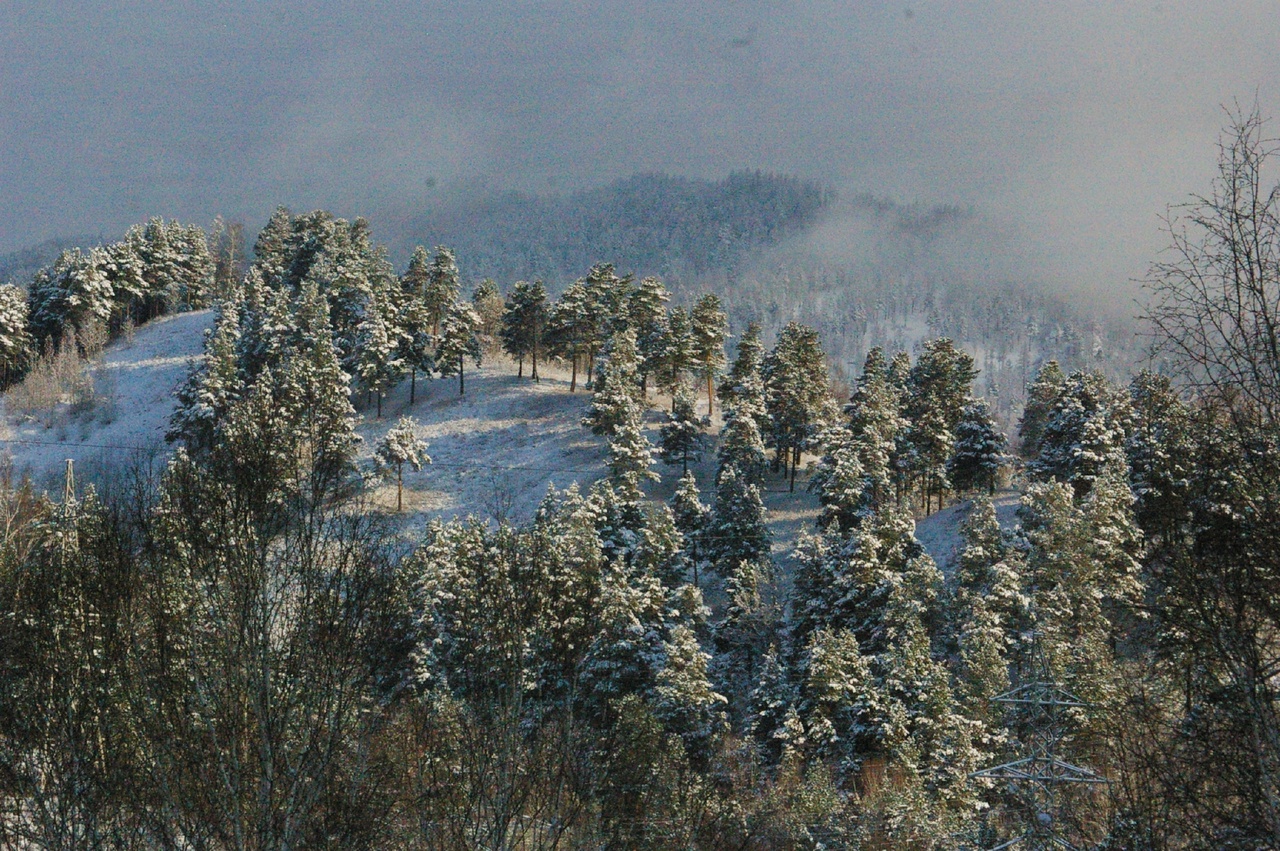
xmin=913 ymin=490 xmax=1022 ymax=575
xmin=0 ymin=310 xmax=214 ymax=488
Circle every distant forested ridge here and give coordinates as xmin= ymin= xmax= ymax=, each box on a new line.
xmin=410 ymin=171 xmax=832 ymax=284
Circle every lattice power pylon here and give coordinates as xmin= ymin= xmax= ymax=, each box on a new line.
xmin=970 ymin=656 xmax=1108 ymax=850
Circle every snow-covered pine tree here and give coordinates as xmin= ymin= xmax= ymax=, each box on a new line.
xmin=423 ymin=246 xmax=461 ymax=336
xmin=628 ymin=276 xmax=670 ymax=394
xmin=799 ymin=626 xmax=878 ymax=778
xmin=903 ymin=338 xmax=979 ymax=513
xmin=705 ymin=464 xmax=769 ymax=577
xmin=1126 ymin=369 xmax=1193 ymax=541
xmin=434 ymin=301 xmax=483 ymax=396
xmin=355 ymin=286 xmax=405 ymax=417
xmin=545 ymin=281 xmax=592 ymax=392
xmin=169 ymin=300 xmax=244 ymax=453
xmin=28 ymin=248 xmax=114 ymax=347
xmin=396 ymin=296 xmax=434 ymax=405
xmin=948 ymin=397 xmax=1008 ymax=495
xmin=717 ymin=320 xmax=764 ymax=413
xmin=810 ymin=424 xmax=871 ymax=534
xmin=0 ymin=284 xmax=32 ymax=388
xmin=606 ymin=398 xmax=659 ymax=504
xmin=376 ymin=416 xmax=431 ymax=511
xmin=1029 ymin=369 xmax=1133 ymax=498
xmin=653 ymin=305 xmax=695 ymax=404
xmin=748 ymin=645 xmax=798 ymax=767
xmin=281 ymin=282 xmax=363 ymax=487
xmin=581 ymin=263 xmax=633 ymax=383
xmin=651 ymin=623 xmax=728 ymax=765
xmin=252 ymin=205 xmax=294 ymax=286
xmin=847 ymin=348 xmax=907 ymax=510
xmin=1017 ymin=359 xmax=1066 ymax=460
xmin=763 ymin=322 xmax=832 ymax=491
xmin=658 ymin=388 xmax=708 ymax=475
xmin=584 ymin=328 xmax=643 ymax=437
xmin=500 ymin=280 xmax=548 ymax=380
xmin=689 ymin=293 xmax=729 ymax=417
xmin=470 ymin=278 xmax=504 ymax=345
xmin=670 ymin=471 xmax=709 ymax=584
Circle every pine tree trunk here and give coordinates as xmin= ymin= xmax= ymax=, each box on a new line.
xmin=410 ymin=368 xmax=417 ymax=405
xmin=532 ymin=344 xmax=539 ymax=382
xmin=706 ymin=373 xmax=714 ymax=418
xmin=377 ymin=392 xmax=382 ymax=418
xmin=790 ymin=446 xmax=799 ymax=492
xmin=397 ymin=465 xmax=403 ymax=512
xmin=459 ymin=355 xmax=465 ymax=395
xmin=570 ymin=356 xmax=577 ymax=393
xmin=518 ymin=355 xmax=524 ymax=378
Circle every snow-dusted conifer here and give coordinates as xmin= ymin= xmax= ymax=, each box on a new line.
xmin=658 ymin=388 xmax=708 ymax=474
xmin=749 ymin=646 xmax=797 ymax=767
xmin=948 ymin=397 xmax=1008 ymax=495
xmin=653 ymin=304 xmax=695 ymax=403
xmin=355 ymin=287 xmax=405 ymax=417
xmin=545 ymin=281 xmax=592 ymax=392
xmin=422 ymin=246 xmax=460 ymax=336
xmin=500 ymin=279 xmax=547 ymax=380
xmin=1126 ymin=370 xmax=1193 ymax=540
xmin=376 ymin=416 xmax=431 ymax=511
xmin=1029 ymin=370 xmax=1132 ymax=498
xmin=671 ymin=471 xmax=709 ymax=583
xmin=706 ymin=464 xmax=769 ymax=576
xmin=652 ymin=623 xmax=727 ymax=763
xmin=584 ymin=328 xmax=642 ymax=437
xmin=1017 ymin=359 xmax=1066 ymax=459
xmin=470 ymin=278 xmax=504 ymax=344
xmin=0 ymin=284 xmax=32 ymax=387
xmin=628 ymin=276 xmax=670 ymax=393
xmin=810 ymin=424 xmax=870 ymax=534
xmin=434 ymin=301 xmax=483 ymax=395
xmin=690 ymin=293 xmax=729 ymax=416
xmin=764 ymin=322 xmax=832 ymax=491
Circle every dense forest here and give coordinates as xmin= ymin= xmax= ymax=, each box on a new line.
xmin=0 ymin=114 xmax=1277 ymax=850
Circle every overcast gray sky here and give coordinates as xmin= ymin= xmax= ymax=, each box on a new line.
xmin=3 ymin=1 xmax=1279 ymax=301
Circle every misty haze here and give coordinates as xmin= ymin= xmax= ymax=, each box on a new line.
xmin=0 ymin=3 xmax=1278 ymax=849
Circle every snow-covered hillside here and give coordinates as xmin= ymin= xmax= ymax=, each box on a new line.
xmin=0 ymin=310 xmax=214 ymax=489
xmin=0 ymin=311 xmax=1021 ymax=563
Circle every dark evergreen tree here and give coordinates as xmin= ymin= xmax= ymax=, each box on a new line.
xmin=764 ymin=322 xmax=832 ymax=491
xmin=628 ymin=276 xmax=670 ymax=394
xmin=500 ymin=280 xmax=547 ymax=380
xmin=653 ymin=305 xmax=695 ymax=405
xmin=902 ymin=338 xmax=978 ymax=512
xmin=690 ymin=293 xmax=729 ymax=416
xmin=0 ymin=284 xmax=32 ymax=388
xmin=658 ymin=389 xmax=708 ymax=475
xmin=423 ymin=246 xmax=461 ymax=336
xmin=434 ymin=301 xmax=483 ymax=396
xmin=948 ymin=397 xmax=1008 ymax=495
xmin=1017 ymin=359 xmax=1066 ymax=460
xmin=545 ymin=281 xmax=592 ymax=392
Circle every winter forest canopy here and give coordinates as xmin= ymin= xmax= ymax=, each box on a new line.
xmin=0 ymin=110 xmax=1278 ymax=850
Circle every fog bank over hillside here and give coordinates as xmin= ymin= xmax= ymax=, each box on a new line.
xmin=4 ymin=3 xmax=1280 ymax=305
